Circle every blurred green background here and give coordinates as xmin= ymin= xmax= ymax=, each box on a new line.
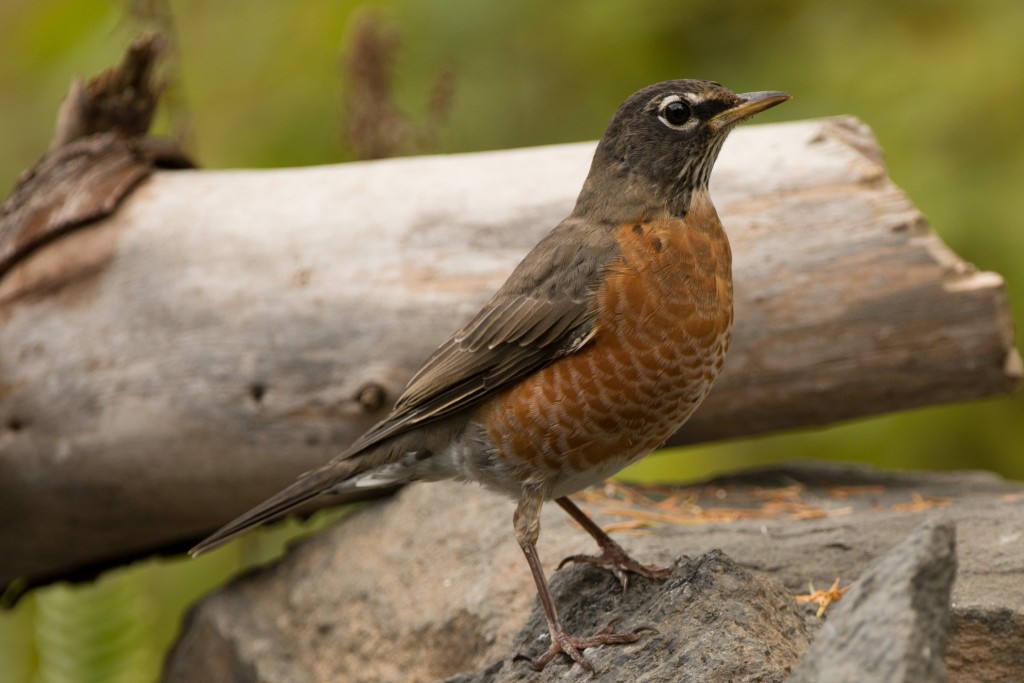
xmin=1 ymin=1 xmax=1020 ymax=681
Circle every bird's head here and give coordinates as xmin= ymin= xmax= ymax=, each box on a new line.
xmin=575 ymin=80 xmax=790 ymax=219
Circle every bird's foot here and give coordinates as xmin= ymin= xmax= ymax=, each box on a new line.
xmin=558 ymin=539 xmax=675 ymax=590
xmin=515 ymin=619 xmax=657 ymax=672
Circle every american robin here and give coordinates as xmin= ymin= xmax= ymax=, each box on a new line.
xmin=191 ymin=80 xmax=789 ymax=671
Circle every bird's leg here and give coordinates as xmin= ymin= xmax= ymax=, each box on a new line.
xmin=556 ymin=496 xmax=675 ymax=590
xmin=513 ymin=488 xmax=653 ymax=672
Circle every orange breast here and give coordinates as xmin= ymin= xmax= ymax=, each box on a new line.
xmin=479 ymin=192 xmax=733 ymax=496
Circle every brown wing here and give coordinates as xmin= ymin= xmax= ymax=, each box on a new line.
xmin=190 ymin=217 xmax=621 ymax=557
xmin=341 ymin=216 xmax=621 ymax=457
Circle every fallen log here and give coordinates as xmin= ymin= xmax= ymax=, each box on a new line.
xmin=0 ymin=116 xmax=1018 ymax=588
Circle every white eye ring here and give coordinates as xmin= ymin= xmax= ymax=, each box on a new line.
xmin=657 ymin=95 xmax=694 ymax=130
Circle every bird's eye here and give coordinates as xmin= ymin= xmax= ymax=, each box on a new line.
xmin=658 ymin=98 xmax=692 ymax=128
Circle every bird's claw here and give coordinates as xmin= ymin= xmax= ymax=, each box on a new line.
xmin=558 ymin=545 xmax=676 ymax=590
xmin=514 ymin=619 xmax=658 ymax=672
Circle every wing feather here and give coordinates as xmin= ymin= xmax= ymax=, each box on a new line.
xmin=191 ymin=218 xmax=620 ymax=555
xmin=343 ymin=217 xmax=620 ymax=458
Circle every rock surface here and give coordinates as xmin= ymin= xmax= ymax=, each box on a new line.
xmin=786 ymin=520 xmax=956 ymax=683
xmin=164 ymin=462 xmax=1024 ymax=682
xmin=444 ymin=551 xmax=811 ymax=683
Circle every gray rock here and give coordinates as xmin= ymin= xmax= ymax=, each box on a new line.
xmin=947 ymin=608 xmax=1024 ymax=682
xmin=164 ymin=462 xmax=1024 ymax=682
xmin=786 ymin=520 xmax=956 ymax=683
xmin=444 ymin=550 xmax=810 ymax=682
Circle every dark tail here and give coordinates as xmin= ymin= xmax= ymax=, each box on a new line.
xmin=190 ymin=459 xmax=371 ymax=557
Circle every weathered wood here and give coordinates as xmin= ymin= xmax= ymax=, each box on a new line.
xmin=0 ymin=117 xmax=1018 ymax=587
xmin=0 ymin=33 xmax=192 ymax=285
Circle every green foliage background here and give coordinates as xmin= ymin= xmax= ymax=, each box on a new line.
xmin=1 ymin=1 xmax=1021 ymax=681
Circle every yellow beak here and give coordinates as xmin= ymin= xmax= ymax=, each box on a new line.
xmin=710 ymin=91 xmax=791 ymax=132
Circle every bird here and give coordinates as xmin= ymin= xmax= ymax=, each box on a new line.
xmin=191 ymin=79 xmax=789 ymax=672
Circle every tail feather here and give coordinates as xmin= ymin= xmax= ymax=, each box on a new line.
xmin=190 ymin=460 xmax=368 ymax=557
xmin=191 ymin=416 xmax=450 ymax=556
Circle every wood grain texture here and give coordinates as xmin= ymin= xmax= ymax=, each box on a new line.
xmin=0 ymin=117 xmax=1018 ymax=587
